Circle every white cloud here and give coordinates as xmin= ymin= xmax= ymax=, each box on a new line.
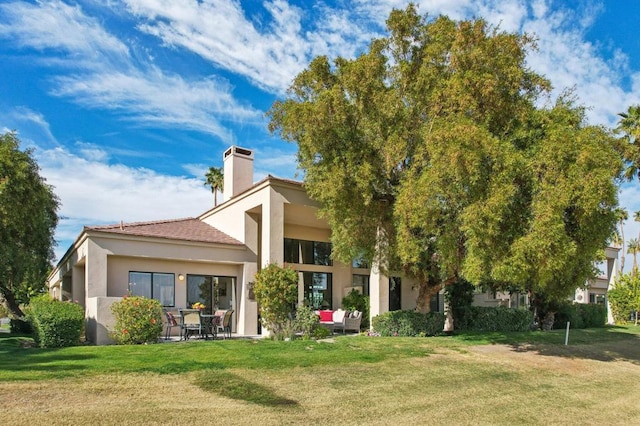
xmin=0 ymin=0 xmax=260 ymax=141
xmin=125 ymin=0 xmax=308 ymax=92
xmin=6 ymin=107 xmax=59 ymax=148
xmin=0 ymin=0 xmax=130 ymax=66
xmin=35 ymin=145 xmax=214 ymax=260
xmin=52 ymin=68 xmax=261 ymax=141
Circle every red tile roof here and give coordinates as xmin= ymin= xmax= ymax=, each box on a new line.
xmin=85 ymin=218 xmax=243 ymax=245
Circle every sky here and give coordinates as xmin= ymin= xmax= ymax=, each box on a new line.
xmin=1 ymin=0 xmax=640 ymax=266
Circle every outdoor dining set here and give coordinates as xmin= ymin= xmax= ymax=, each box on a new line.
xmin=164 ymin=309 xmax=233 ymax=341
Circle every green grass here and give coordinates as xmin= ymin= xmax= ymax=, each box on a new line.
xmin=2 ymin=325 xmax=638 ymax=381
xmin=1 ymin=325 xmax=639 ymax=425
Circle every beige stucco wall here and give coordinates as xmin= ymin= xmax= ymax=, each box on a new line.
xmin=86 ymin=296 xmax=120 ymax=345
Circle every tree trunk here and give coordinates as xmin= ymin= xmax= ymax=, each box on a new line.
xmin=443 ymin=302 xmax=454 ymax=334
xmin=0 ymin=287 xmax=25 ymax=318
xmin=415 ymin=283 xmax=440 ymax=314
xmin=541 ymin=311 xmax=555 ymax=331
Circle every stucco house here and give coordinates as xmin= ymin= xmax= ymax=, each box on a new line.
xmin=47 ymin=145 xmax=619 ymax=344
xmin=48 ymin=146 xmax=428 ymax=344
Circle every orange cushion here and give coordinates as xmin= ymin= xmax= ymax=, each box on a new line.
xmin=319 ymin=310 xmax=333 ymax=322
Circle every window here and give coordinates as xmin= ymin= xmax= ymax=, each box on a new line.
xmin=128 ymin=272 xmax=175 ymax=306
xmin=352 ymin=274 xmax=370 ymax=296
xmin=389 ymin=276 xmax=402 ymax=311
xmin=187 ymin=275 xmax=235 ymax=314
xmin=303 ymin=272 xmax=333 ymax=310
xmin=283 ymin=238 xmax=332 ymax=266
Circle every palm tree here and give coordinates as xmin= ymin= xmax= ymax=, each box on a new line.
xmin=204 ymin=167 xmax=224 ymax=206
xmin=617 ymin=105 xmax=640 ymax=180
xmin=628 ymin=238 xmax=639 ymax=277
xmin=613 ymin=207 xmax=628 ymax=272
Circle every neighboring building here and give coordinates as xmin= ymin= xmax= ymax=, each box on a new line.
xmin=48 ymin=146 xmax=423 ymax=344
xmin=574 ymin=246 xmax=619 ymax=306
xmin=47 ymin=146 xmax=620 ymax=344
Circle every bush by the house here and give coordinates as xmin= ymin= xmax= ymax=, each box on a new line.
xmin=460 ymin=306 xmax=533 ymax=332
xmin=608 ymin=273 xmax=640 ymax=324
xmin=372 ymin=310 xmax=445 ymax=336
xmin=27 ymin=295 xmax=84 ymax=348
xmin=293 ymin=305 xmax=319 ymax=339
xmin=252 ymin=263 xmax=299 ymax=340
xmin=110 ymin=296 xmax=163 ymax=344
xmin=342 ymin=289 xmax=369 ymax=330
xmin=553 ymin=302 xmax=606 ymax=329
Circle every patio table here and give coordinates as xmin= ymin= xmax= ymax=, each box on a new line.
xmin=201 ymin=314 xmax=221 ymax=340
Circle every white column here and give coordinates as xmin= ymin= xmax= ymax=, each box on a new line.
xmin=260 ymin=188 xmax=284 ymax=266
xmin=369 ymin=261 xmax=389 ymax=329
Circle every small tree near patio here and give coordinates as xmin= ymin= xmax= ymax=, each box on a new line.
xmin=253 ymin=263 xmax=299 ymax=339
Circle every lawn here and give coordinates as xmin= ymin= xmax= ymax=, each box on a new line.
xmin=1 ymin=326 xmax=639 ymax=425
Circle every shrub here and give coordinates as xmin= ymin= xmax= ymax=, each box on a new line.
xmin=608 ymin=273 xmax=640 ymax=324
xmin=460 ymin=306 xmax=533 ymax=332
xmin=293 ymin=305 xmax=319 ymax=339
xmin=553 ymin=302 xmax=606 ymax=329
xmin=253 ymin=263 xmax=299 ymax=339
xmin=313 ymin=325 xmax=331 ymax=339
xmin=27 ymin=295 xmax=84 ymax=348
xmin=580 ymin=304 xmax=607 ymax=328
xmin=372 ymin=310 xmax=445 ymax=336
xmin=444 ymin=279 xmax=475 ymax=330
xmin=111 ymin=296 xmax=163 ymax=344
xmin=342 ymin=290 xmax=369 ymax=330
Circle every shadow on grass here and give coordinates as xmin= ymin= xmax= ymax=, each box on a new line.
xmin=195 ymin=369 xmax=299 ymax=408
xmin=509 ymin=334 xmax=640 ymax=365
xmin=455 ymin=326 xmax=640 ymax=365
xmin=0 ymin=334 xmax=95 ymax=375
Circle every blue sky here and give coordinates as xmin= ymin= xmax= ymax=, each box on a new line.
xmin=1 ymin=0 xmax=640 ymax=265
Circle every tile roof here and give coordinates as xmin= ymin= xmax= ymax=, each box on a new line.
xmin=85 ymin=218 xmax=243 ymax=245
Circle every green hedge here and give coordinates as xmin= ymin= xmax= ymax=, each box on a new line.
xmin=372 ymin=310 xmax=445 ymax=336
xmin=459 ymin=306 xmax=533 ymax=332
xmin=27 ymin=295 xmax=85 ymax=348
xmin=553 ymin=303 xmax=606 ymax=329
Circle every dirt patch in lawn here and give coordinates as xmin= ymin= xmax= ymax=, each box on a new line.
xmin=468 ymin=338 xmax=640 ymax=370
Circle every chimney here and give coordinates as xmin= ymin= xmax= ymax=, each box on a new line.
xmin=223 ymin=146 xmax=254 ymax=200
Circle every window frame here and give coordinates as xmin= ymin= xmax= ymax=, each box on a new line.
xmin=128 ymin=271 xmax=175 ymax=307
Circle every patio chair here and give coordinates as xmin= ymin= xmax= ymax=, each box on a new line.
xmin=179 ymin=309 xmax=203 ymax=340
xmin=164 ymin=311 xmax=179 ymax=340
xmin=217 ymin=309 xmax=233 ymax=339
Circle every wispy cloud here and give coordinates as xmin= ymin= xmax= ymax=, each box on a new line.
xmin=52 ymin=68 xmax=260 ymax=140
xmin=35 ymin=144 xmax=213 ymax=260
xmin=0 ymin=0 xmax=130 ymax=65
xmin=123 ymin=0 xmax=375 ymax=93
xmin=0 ymin=0 xmax=259 ymax=141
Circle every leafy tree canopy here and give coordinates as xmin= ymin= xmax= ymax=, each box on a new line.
xmin=0 ymin=132 xmax=59 ymax=317
xmin=268 ymin=5 xmax=621 ymax=311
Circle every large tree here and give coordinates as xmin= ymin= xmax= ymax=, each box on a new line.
xmin=268 ymin=6 xmax=621 ymax=320
xmin=0 ymin=132 xmax=59 ymax=317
